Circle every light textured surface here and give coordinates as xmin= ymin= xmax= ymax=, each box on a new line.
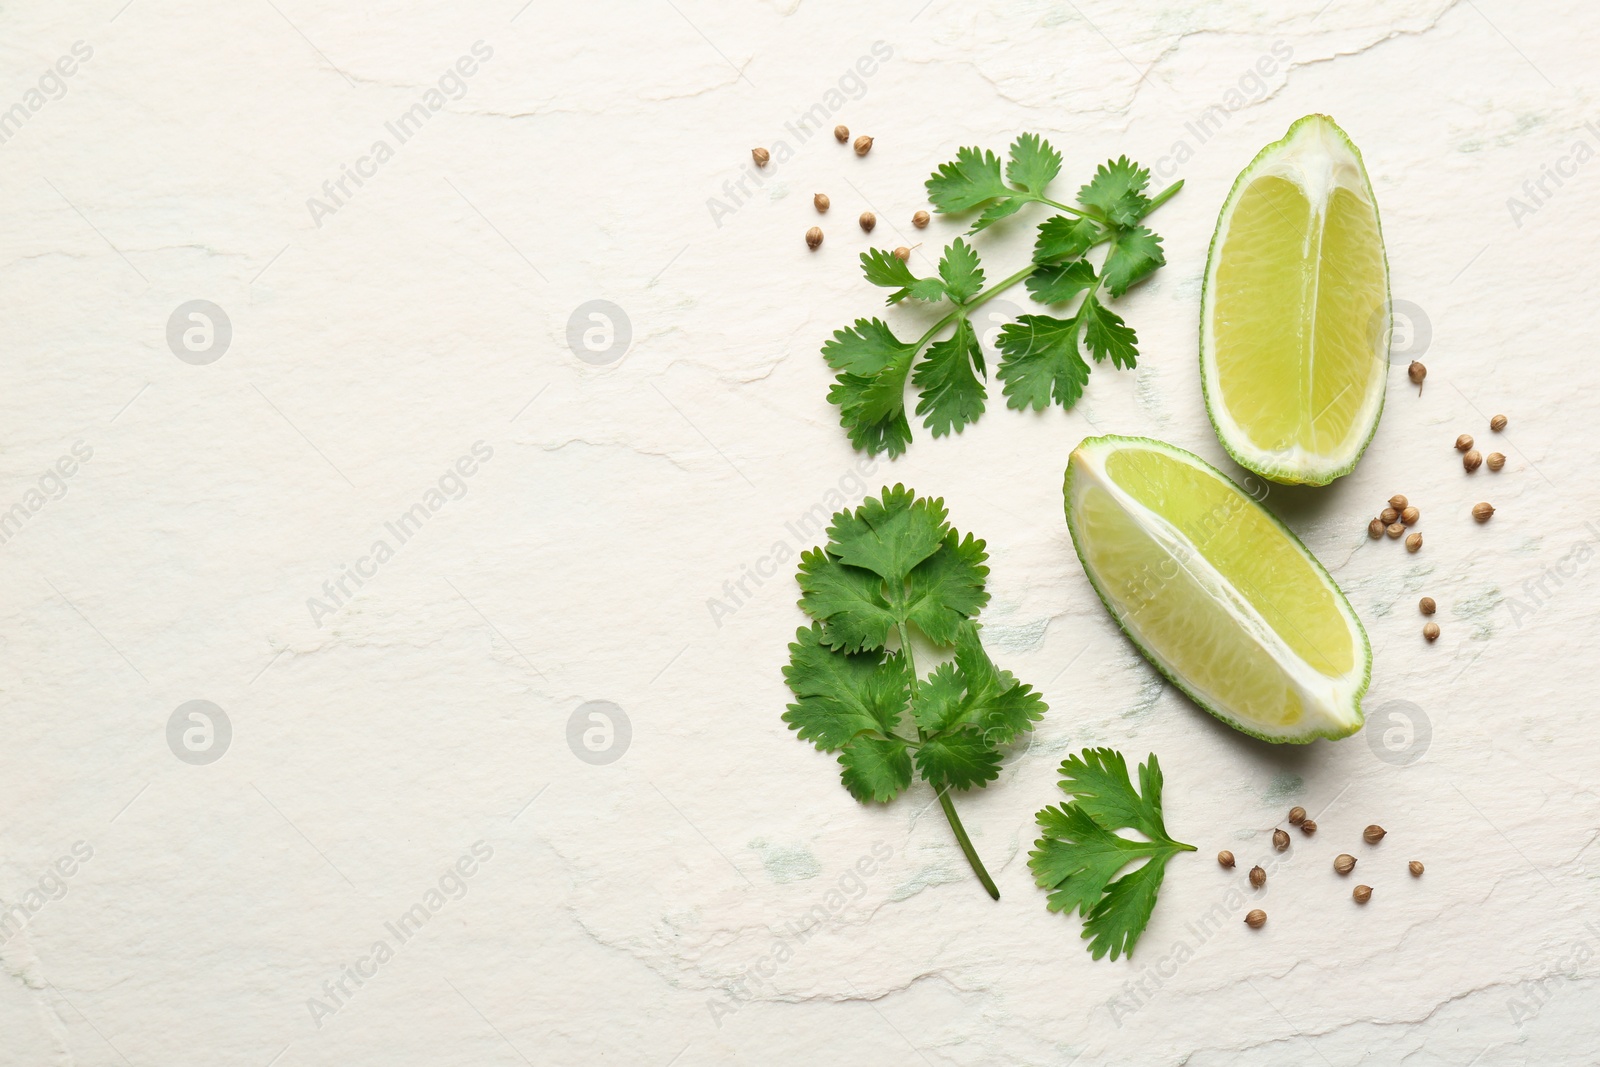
xmin=2 ymin=1 xmax=1597 ymax=1064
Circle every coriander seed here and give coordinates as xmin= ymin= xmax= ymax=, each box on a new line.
xmin=1387 ymin=522 xmax=1404 ymax=539
xmin=913 ymin=210 xmax=930 ymax=229
xmin=1455 ymin=433 xmax=1474 ymax=452
xmin=1401 ymin=506 xmax=1419 ymax=525
xmin=1423 ymin=621 xmax=1440 ymax=641
xmin=1409 ymin=860 xmax=1425 ymax=877
xmin=1389 ymin=494 xmax=1408 ymax=510
xmin=1491 ymin=414 xmax=1508 ymax=432
xmin=1300 ymin=819 xmax=1318 ymax=835
xmin=805 ymin=226 xmax=823 ymax=250
xmin=1334 ymin=853 xmax=1357 ymax=875
xmin=1472 ymin=501 xmax=1495 ymax=522
xmin=893 ymin=246 xmax=911 ymax=262
xmin=1245 ymin=909 xmax=1267 ymax=928
xmin=1352 ymin=884 xmax=1373 ymax=904
xmin=814 ymin=193 xmax=830 ymax=213
xmin=1363 ymin=824 xmax=1387 ymax=844
xmin=833 ymin=124 xmax=849 ymax=143
xmin=858 ymin=211 xmax=876 ymax=233
xmin=1273 ymin=829 xmax=1290 ymax=852
xmin=1406 ymin=532 xmax=1422 ymax=553
xmin=1408 ymin=361 xmax=1427 ymax=389
xmin=1368 ymin=518 xmax=1385 ymax=539
xmin=1381 ymin=507 xmax=1399 ymax=525
xmin=1288 ymin=806 xmax=1307 ymax=826
xmin=1249 ymin=865 xmax=1266 ymax=888
xmin=752 ymin=147 xmax=770 ymax=167
xmin=1487 ymin=452 xmax=1505 ymax=471
xmin=1218 ymin=850 xmax=1236 ymax=868
xmin=853 ymin=134 xmax=874 ymax=156
xmin=1419 ymin=596 xmax=1436 ymax=615
xmin=1464 ymin=449 xmax=1483 ymax=472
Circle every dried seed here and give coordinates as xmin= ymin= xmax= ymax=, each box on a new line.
xmin=1406 ymin=532 xmax=1422 ymax=553
xmin=1249 ymin=865 xmax=1266 ymax=888
xmin=1363 ymin=824 xmax=1387 ymax=844
xmin=1245 ymin=909 xmax=1267 ymax=928
xmin=1487 ymin=452 xmax=1505 ymax=471
xmin=833 ymin=124 xmax=849 ymax=143
xmin=1419 ymin=596 xmax=1436 ymax=615
xmin=1408 ymin=361 xmax=1426 ymax=387
xmin=1401 ymin=506 xmax=1419 ymax=525
xmin=1273 ymin=829 xmax=1290 ymax=852
xmin=1218 ymin=850 xmax=1236 ymax=868
xmin=853 ymin=134 xmax=874 ymax=156
xmin=1288 ymin=806 xmax=1307 ymax=826
xmin=805 ymin=226 xmax=823 ymax=250
xmin=1300 ymin=819 xmax=1317 ymax=835
xmin=1352 ymin=884 xmax=1373 ymax=904
xmin=1368 ymin=518 xmax=1385 ymax=539
xmin=752 ymin=147 xmax=770 ymax=167
xmin=814 ymin=193 xmax=830 ymax=213
xmin=1386 ymin=522 xmax=1404 ymax=539
xmin=1380 ymin=507 xmax=1399 ymax=525
xmin=912 ymin=210 xmax=930 ymax=229
xmin=1490 ymin=414 xmax=1508 ymax=432
xmin=1389 ymin=494 xmax=1408 ymax=510
xmin=893 ymin=246 xmax=911 ymax=262
xmin=1472 ymin=501 xmax=1495 ymax=523
xmin=1334 ymin=853 xmax=1357 ymax=875
xmin=1463 ymin=449 xmax=1483 ymax=472
xmin=1409 ymin=860 xmax=1425 ymax=877
xmin=858 ymin=211 xmax=876 ymax=233
xmin=1423 ymin=621 xmax=1440 ymax=641
xmin=1455 ymin=434 xmax=1474 ymax=452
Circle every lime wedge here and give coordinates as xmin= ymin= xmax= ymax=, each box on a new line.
xmin=1064 ymin=435 xmax=1369 ymax=743
xmin=1201 ymin=114 xmax=1389 ymax=486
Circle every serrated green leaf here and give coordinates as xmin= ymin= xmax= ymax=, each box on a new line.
xmin=1054 ymin=747 xmax=1161 ymax=837
xmin=1034 ymin=215 xmax=1104 ymax=263
xmin=914 ymin=731 xmax=1002 ymax=791
xmin=795 ymin=548 xmax=896 ymax=652
xmin=822 ymin=318 xmax=917 ymax=375
xmin=860 ymin=249 xmax=948 ymax=304
xmin=838 ymin=735 xmax=913 ymax=802
xmin=826 ymin=485 xmax=949 ymax=585
xmin=1100 ymin=225 xmax=1165 ymax=297
xmin=1006 ymin=132 xmax=1062 ymax=194
xmin=905 ymin=529 xmax=990 ymax=645
xmin=969 ymin=196 xmax=1026 ymax=234
xmin=782 ymin=624 xmax=910 ymax=750
xmin=953 ymin=623 xmax=1045 ymax=745
xmin=1029 ymin=804 xmax=1157 ymax=917
xmin=1077 ymin=156 xmax=1151 ymax=227
xmin=911 ymin=661 xmax=966 ymax=734
xmin=1082 ymin=851 xmax=1169 ymax=961
xmin=1079 ymin=294 xmax=1138 ymax=369
xmin=936 ymin=239 xmax=985 ymax=303
xmin=912 ymin=317 xmax=986 ymax=438
xmin=995 ymin=314 xmax=1091 ymax=412
xmin=925 ymin=146 xmax=1010 ymax=213
xmin=1025 ymin=260 xmax=1096 ymax=305
xmin=828 ymin=371 xmax=913 ymax=458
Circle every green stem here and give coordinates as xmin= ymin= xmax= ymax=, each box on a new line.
xmin=895 ymin=618 xmax=1001 ymax=901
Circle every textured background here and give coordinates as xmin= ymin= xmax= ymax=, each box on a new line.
xmin=1 ymin=1 xmax=1597 ymax=1064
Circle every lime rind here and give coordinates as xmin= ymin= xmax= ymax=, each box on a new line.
xmin=1064 ymin=434 xmax=1370 ymax=744
xmin=1199 ymin=114 xmax=1391 ymax=487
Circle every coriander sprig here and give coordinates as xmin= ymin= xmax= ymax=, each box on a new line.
xmin=822 ymin=135 xmax=1182 ymax=457
xmin=783 ymin=486 xmax=1047 ymax=899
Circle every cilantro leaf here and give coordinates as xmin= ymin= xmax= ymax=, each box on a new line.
xmin=1034 ymin=215 xmax=1103 ymax=264
xmin=936 ymin=239 xmax=985 ymax=303
xmin=925 ymin=146 xmax=1011 ymax=213
xmin=1029 ymin=749 xmax=1194 ymax=960
xmin=1077 ymin=156 xmax=1151 ymax=227
xmin=1079 ymin=294 xmax=1138 ymax=369
xmin=1025 ymin=260 xmax=1096 ymax=305
xmin=912 ymin=317 xmax=986 ymax=438
xmin=860 ymin=249 xmax=948 ymax=304
xmin=995 ymin=314 xmax=1091 ymax=411
xmin=1006 ymin=132 xmax=1062 ymax=195
xmin=783 ymin=488 xmax=1049 ymax=898
xmin=822 ymin=318 xmax=916 ymax=375
xmin=828 ymin=370 xmax=913 ymax=458
xmin=970 ymin=196 xmax=1027 ymax=234
xmin=1099 ymin=225 xmax=1165 ymax=297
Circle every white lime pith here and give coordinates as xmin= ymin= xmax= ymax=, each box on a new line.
xmin=1064 ymin=435 xmax=1370 ymax=743
xmin=1200 ymin=114 xmax=1390 ymax=486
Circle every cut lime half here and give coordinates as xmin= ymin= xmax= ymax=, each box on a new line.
xmin=1064 ymin=435 xmax=1369 ymax=743
xmin=1201 ymin=114 xmax=1390 ymax=486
